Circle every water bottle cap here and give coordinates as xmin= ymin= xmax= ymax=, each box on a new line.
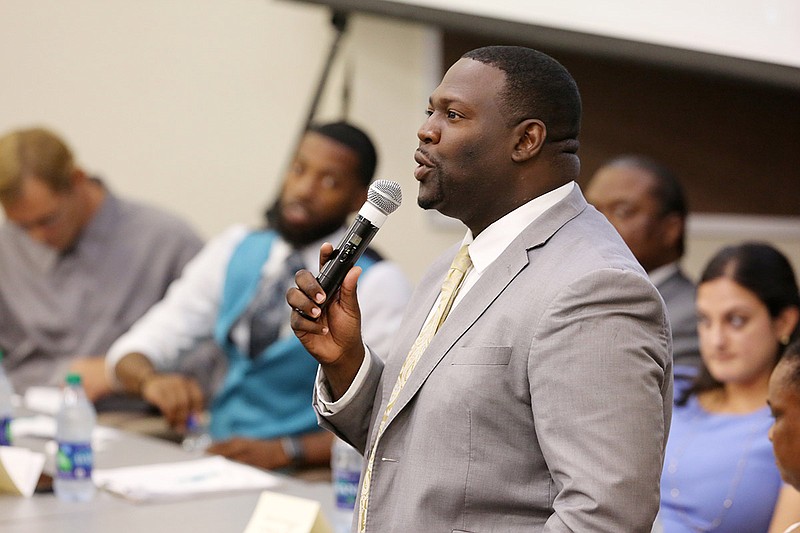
xmin=65 ymin=373 xmax=82 ymax=385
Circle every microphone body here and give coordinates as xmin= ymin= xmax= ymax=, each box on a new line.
xmin=317 ymin=214 xmax=378 ymax=300
xmin=316 ymin=179 xmax=402 ymax=308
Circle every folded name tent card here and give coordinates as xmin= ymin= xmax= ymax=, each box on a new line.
xmin=243 ymin=491 xmax=333 ymax=533
xmin=93 ymin=456 xmax=282 ymax=503
xmin=0 ymin=446 xmax=46 ymax=497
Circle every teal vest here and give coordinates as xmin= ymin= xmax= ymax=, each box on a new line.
xmin=210 ymin=229 xmax=379 ymax=440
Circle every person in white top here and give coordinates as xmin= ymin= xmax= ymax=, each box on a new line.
xmin=105 ymin=122 xmax=412 ymax=472
xmin=769 ymin=339 xmax=800 ymax=533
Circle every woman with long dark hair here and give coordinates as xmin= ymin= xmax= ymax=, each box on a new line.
xmin=659 ymin=242 xmax=800 ymax=532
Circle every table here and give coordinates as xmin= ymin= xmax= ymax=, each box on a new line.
xmin=0 ymin=424 xmax=339 ymax=533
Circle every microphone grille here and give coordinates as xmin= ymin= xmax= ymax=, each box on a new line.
xmin=368 ymin=179 xmax=402 ymax=215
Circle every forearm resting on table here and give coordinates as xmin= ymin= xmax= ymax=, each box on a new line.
xmin=114 ymin=352 xmax=158 ymax=396
xmin=275 ymin=430 xmax=335 ymax=469
xmin=208 ymin=431 xmax=335 ymax=471
xmin=68 ymin=356 xmax=113 ymax=402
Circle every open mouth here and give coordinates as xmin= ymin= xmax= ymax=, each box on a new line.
xmin=414 ymin=150 xmax=434 ymax=179
xmin=282 ymin=202 xmax=311 ymax=225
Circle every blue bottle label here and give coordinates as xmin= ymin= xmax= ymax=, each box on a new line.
xmin=333 ymin=469 xmax=361 ymax=509
xmin=0 ymin=416 xmax=11 ymax=445
xmin=56 ymin=441 xmax=93 ymax=480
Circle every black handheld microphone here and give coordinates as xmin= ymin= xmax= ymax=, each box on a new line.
xmin=316 ymin=179 xmax=402 ymax=308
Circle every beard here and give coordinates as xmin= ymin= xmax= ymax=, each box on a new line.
xmin=416 ymin=167 xmax=446 ymax=211
xmin=264 ymin=199 xmax=345 ymax=248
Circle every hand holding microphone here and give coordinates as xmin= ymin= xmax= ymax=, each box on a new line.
xmin=316 ymin=179 xmax=402 ymax=305
xmin=315 ymin=179 xmax=402 ymax=310
xmin=287 ymin=180 xmax=401 ymax=394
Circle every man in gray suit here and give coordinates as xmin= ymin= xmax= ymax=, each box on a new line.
xmin=289 ymin=46 xmax=672 ymax=532
xmin=586 ymin=155 xmax=701 ymax=377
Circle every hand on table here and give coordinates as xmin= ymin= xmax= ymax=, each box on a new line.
xmin=139 ymin=373 xmax=204 ymax=430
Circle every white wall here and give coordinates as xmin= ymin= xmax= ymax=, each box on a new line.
xmin=0 ymin=0 xmax=463 ymax=283
xmin=685 ymin=215 xmax=800 ymax=283
xmin=1 ymin=0 xmax=798 ymax=285
xmin=365 ymin=0 xmax=800 ymax=68
xmin=1 ymin=0 xmax=339 ymax=233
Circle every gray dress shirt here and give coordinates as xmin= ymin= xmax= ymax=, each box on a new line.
xmin=0 ymin=184 xmax=203 ymax=395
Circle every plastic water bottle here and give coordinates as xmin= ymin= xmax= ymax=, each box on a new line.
xmin=182 ymin=412 xmax=212 ymax=453
xmin=0 ymin=351 xmax=14 ymax=446
xmin=331 ymin=437 xmax=362 ymax=533
xmin=54 ymin=373 xmax=96 ymax=502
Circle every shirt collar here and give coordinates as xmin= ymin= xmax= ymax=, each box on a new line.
xmin=648 ymin=261 xmax=681 ymax=287
xmin=462 ymin=181 xmax=575 ymax=274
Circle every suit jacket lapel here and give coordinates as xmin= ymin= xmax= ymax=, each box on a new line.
xmin=382 ymin=186 xmax=588 ymax=428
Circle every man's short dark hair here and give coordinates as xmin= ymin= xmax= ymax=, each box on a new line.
xmin=606 ymin=154 xmax=687 ymax=219
xmin=307 ymin=121 xmax=378 ymax=187
xmin=462 ymin=46 xmax=582 ymax=142
xmin=602 ymin=154 xmax=688 ymax=256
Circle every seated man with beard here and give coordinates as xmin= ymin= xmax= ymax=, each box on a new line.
xmin=106 ymin=122 xmax=412 ymax=471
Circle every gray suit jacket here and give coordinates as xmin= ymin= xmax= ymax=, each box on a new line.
xmin=656 ymin=268 xmax=701 ymax=374
xmin=317 ymin=186 xmax=673 ymax=532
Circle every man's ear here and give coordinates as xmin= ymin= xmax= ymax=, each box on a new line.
xmin=68 ymin=168 xmax=88 ymax=189
xmin=511 ymin=119 xmax=546 ymax=163
xmin=660 ymin=212 xmax=684 ymax=249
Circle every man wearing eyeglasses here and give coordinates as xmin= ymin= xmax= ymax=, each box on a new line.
xmin=0 ymin=126 xmax=204 ymax=405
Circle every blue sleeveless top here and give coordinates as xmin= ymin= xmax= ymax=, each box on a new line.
xmin=210 ymin=229 xmax=379 ymax=440
xmin=659 ymin=379 xmax=782 ymax=532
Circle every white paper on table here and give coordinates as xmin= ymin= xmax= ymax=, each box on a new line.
xmin=93 ymin=456 xmax=282 ymax=503
xmin=0 ymin=446 xmax=46 ymax=497
xmin=242 ymin=491 xmax=333 ymax=533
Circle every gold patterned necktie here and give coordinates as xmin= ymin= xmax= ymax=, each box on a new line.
xmin=357 ymin=245 xmax=472 ymax=532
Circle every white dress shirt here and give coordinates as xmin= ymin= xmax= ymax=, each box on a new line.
xmin=648 ymin=261 xmax=680 ymax=287
xmin=106 ymin=224 xmax=412 ymax=389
